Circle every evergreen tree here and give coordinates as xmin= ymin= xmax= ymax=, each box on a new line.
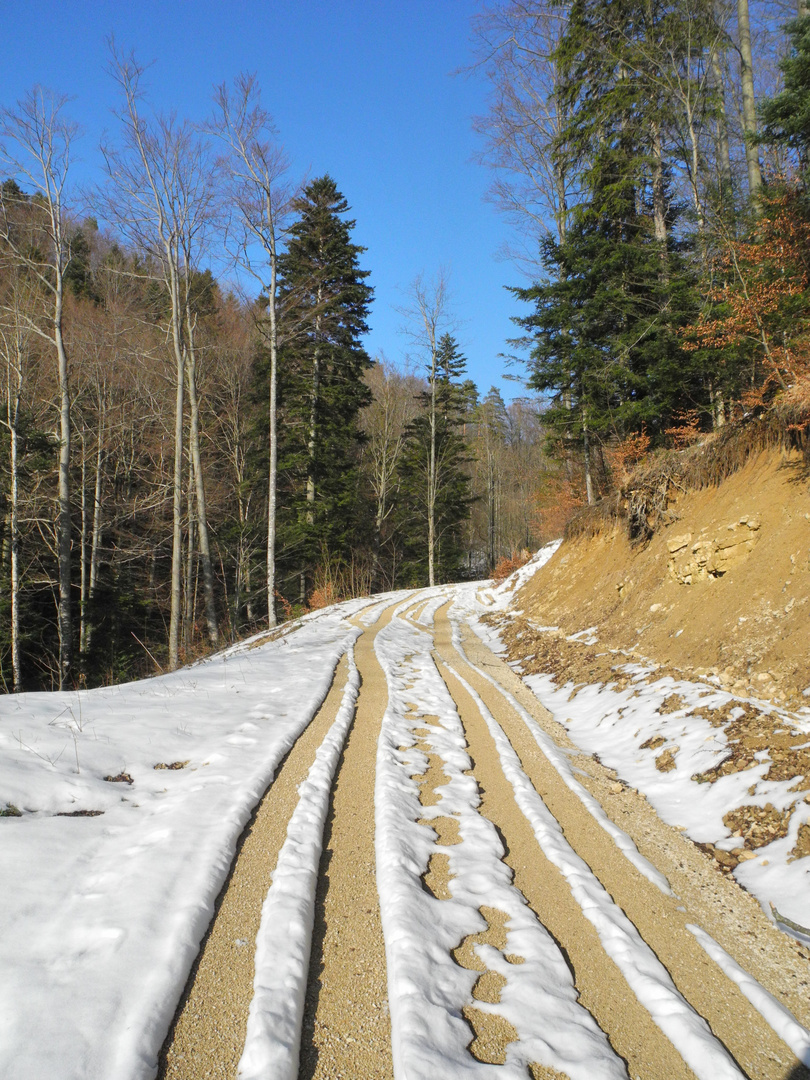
xmin=513 ymin=0 xmax=701 ymax=500
xmin=395 ymin=334 xmax=473 ymax=586
xmin=275 ymin=176 xmax=374 ymax=597
xmin=759 ymin=14 xmax=810 ymax=183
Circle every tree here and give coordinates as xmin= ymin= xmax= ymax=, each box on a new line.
xmin=360 ymin=356 xmax=422 ymax=588
xmin=0 ymin=90 xmax=78 ymax=687
xmin=101 ymin=49 xmax=220 ymax=667
xmin=275 ymin=176 xmax=373 ymax=598
xmin=210 ymin=73 xmax=298 ymax=627
xmin=396 ymin=332 xmax=473 ymax=586
xmin=759 ymin=14 xmax=810 ymax=181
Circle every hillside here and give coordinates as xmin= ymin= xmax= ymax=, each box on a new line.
xmin=517 ymin=444 xmax=810 ymax=706
xmin=484 ymin=432 xmax=810 ymax=936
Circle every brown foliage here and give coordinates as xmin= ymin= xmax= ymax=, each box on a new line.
xmin=564 ymin=404 xmax=810 ymax=544
xmin=491 ymin=550 xmax=531 ymax=582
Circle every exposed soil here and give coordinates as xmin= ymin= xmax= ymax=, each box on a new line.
xmin=519 ymin=449 xmax=810 ymax=706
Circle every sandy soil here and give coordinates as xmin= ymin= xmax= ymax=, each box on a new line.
xmin=520 ymin=449 xmax=810 ymax=706
xmin=157 ymin=589 xmax=810 ymax=1080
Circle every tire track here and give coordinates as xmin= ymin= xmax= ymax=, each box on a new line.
xmin=296 ymin=604 xmax=396 ymax=1080
xmin=435 ymin=600 xmax=810 ymax=1080
xmin=158 ymin=653 xmax=352 ymax=1080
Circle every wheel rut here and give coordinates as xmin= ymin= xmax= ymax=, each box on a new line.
xmin=433 ymin=599 xmax=810 ymax=1080
xmin=157 ymin=590 xmax=810 ymax=1080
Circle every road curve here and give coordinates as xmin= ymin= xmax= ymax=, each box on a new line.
xmin=157 ymin=589 xmax=810 ymax=1080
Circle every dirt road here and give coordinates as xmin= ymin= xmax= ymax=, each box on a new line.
xmin=159 ymin=590 xmax=810 ymax=1080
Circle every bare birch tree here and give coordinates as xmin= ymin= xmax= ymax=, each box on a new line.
xmin=101 ymin=49 xmax=220 ymax=666
xmin=398 ymin=272 xmax=453 ymax=587
xmin=209 ymin=73 xmax=297 ymax=627
xmin=0 ymin=90 xmax=78 ymax=687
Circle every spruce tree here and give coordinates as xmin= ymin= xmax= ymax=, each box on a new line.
xmin=275 ymin=176 xmax=373 ymax=598
xmin=512 ymin=0 xmax=701 ymax=499
xmin=395 ymin=334 xmax=473 ymax=586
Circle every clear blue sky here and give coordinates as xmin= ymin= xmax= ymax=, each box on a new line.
xmin=0 ymin=0 xmax=532 ymax=399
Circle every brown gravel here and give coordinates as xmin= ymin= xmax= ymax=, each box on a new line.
xmin=157 ymin=590 xmax=810 ymax=1080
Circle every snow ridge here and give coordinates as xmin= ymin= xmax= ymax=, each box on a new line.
xmin=442 ymin=660 xmax=745 ymax=1080
xmin=238 ymin=647 xmax=361 ymax=1080
xmin=687 ymin=925 xmax=810 ymax=1067
xmin=374 ymin=609 xmax=625 ymax=1080
xmin=448 ymin=604 xmax=671 ymax=894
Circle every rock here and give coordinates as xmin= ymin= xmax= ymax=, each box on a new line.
xmin=655 ymin=747 xmax=678 ymax=772
xmin=713 ymin=849 xmax=739 ymax=869
xmin=650 ymin=603 xmax=664 ymax=612
xmin=667 ymin=534 xmax=692 ymax=554
xmin=609 ymin=782 xmax=623 ymax=794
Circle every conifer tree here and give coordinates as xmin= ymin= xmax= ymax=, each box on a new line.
xmin=512 ymin=0 xmax=701 ymax=499
xmin=396 ymin=334 xmax=472 ymax=586
xmin=275 ymin=176 xmax=373 ymax=597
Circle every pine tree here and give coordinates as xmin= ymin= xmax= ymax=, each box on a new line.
xmin=513 ymin=0 xmax=701 ymax=500
xmin=275 ymin=176 xmax=374 ymax=598
xmin=395 ymin=334 xmax=473 ymax=586
xmin=759 ymin=14 xmax=810 ymax=182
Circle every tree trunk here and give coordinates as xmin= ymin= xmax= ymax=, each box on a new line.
xmin=83 ymin=417 xmax=105 ymax=657
xmin=583 ymin=418 xmax=595 ymax=506
xmin=54 ymin=291 xmax=72 ymax=689
xmin=184 ymin=314 xmax=218 ymax=647
xmin=306 ymin=301 xmax=323 ymax=529
xmin=184 ymin=454 xmax=195 ymax=655
xmin=427 ymin=348 xmax=437 ymax=588
xmin=8 ymin=360 xmax=21 ymax=692
xmin=168 ymin=267 xmax=185 ymax=670
xmin=737 ymin=0 xmax=762 ymax=200
xmin=710 ymin=37 xmax=734 ymax=213
xmin=266 ymin=246 xmax=279 ymax=627
xmin=79 ymin=434 xmax=89 ymax=661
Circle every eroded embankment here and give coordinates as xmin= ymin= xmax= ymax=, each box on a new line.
xmin=519 ymin=449 xmax=810 ymax=705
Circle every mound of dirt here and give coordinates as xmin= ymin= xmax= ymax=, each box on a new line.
xmin=518 ymin=448 xmax=810 ymax=708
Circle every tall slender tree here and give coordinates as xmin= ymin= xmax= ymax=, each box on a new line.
xmin=0 ymin=91 xmax=78 ymax=687
xmin=275 ymin=176 xmax=373 ymax=597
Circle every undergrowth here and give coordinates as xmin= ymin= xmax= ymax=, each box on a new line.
xmin=565 ymin=401 xmax=810 ymax=545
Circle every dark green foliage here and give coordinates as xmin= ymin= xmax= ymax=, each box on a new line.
xmin=513 ymin=0 xmax=702 ymax=468
xmin=274 ymin=176 xmax=374 ymax=591
xmin=759 ymin=15 xmax=810 ymax=180
xmin=395 ymin=335 xmax=474 ymax=585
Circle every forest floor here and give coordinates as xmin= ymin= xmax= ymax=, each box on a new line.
xmin=2 ymin=444 xmax=810 ymax=1079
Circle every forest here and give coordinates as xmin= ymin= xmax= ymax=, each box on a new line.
xmin=2 ymin=0 xmax=810 ymax=691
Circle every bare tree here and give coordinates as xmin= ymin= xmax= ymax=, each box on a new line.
xmin=470 ymin=2 xmax=572 ymax=261
xmin=0 ymin=89 xmax=78 ymax=687
xmin=101 ymin=48 xmax=220 ymax=666
xmin=398 ymin=271 xmax=453 ymax=587
xmin=0 ymin=272 xmax=39 ymax=690
xmin=209 ymin=73 xmax=297 ymax=627
xmin=360 ymin=355 xmax=422 ymax=587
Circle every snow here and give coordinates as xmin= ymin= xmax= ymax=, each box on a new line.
xmin=448 ymin=609 xmax=671 ymax=895
xmin=687 ymin=925 xmax=810 ymax=1066
xmin=461 ymin=546 xmax=810 ymax=938
xmin=440 ymin=661 xmax=743 ymax=1080
xmin=238 ymin=646 xmax=361 ymax=1080
xmin=373 ymin=597 xmax=626 ymax=1079
xmin=2 ymin=546 xmax=809 ymax=1079
xmin=0 ymin=602 xmax=370 ymax=1080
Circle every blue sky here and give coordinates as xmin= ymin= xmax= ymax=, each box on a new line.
xmin=0 ymin=1 xmax=533 ymax=399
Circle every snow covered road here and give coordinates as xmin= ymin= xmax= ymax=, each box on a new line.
xmin=2 ymin=586 xmax=810 ymax=1079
